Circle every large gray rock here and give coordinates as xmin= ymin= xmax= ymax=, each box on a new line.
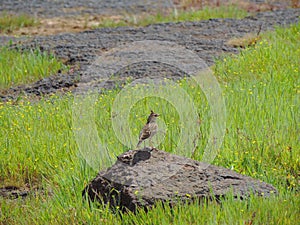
xmin=82 ymin=148 xmax=277 ymax=212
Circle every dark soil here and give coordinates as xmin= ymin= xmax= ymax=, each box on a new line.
xmin=0 ymin=185 xmax=51 ymax=199
xmin=0 ymin=1 xmax=299 ymax=101
xmin=0 ymin=0 xmax=172 ymax=18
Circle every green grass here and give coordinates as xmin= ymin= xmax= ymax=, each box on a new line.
xmin=0 ymin=47 xmax=67 ymax=89
xmin=96 ymin=5 xmax=248 ymax=28
xmin=0 ymin=23 xmax=299 ymax=224
xmin=0 ymin=12 xmax=37 ymax=33
xmin=213 ymin=23 xmax=300 ymax=188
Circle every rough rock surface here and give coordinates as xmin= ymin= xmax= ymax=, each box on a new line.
xmin=83 ymin=148 xmax=277 ymax=212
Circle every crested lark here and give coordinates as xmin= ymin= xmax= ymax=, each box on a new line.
xmin=136 ymin=110 xmax=159 ymax=148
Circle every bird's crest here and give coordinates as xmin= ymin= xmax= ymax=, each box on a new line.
xmin=147 ymin=110 xmax=159 ymax=123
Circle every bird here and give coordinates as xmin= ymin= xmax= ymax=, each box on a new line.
xmin=136 ymin=110 xmax=159 ymax=148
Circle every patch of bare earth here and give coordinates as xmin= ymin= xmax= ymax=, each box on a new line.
xmin=11 ymin=15 xmax=124 ymax=36
xmin=5 ymin=0 xmax=299 ymax=36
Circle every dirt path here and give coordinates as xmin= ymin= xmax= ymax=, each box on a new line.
xmin=0 ymin=1 xmax=299 ymax=101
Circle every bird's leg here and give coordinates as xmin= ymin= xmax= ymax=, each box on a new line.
xmin=136 ymin=140 xmax=141 ymax=149
xmin=149 ymin=138 xmax=153 ymax=148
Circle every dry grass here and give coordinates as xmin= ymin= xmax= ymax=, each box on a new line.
xmin=175 ymin=0 xmax=299 ymax=11
xmin=226 ymin=33 xmax=261 ymax=48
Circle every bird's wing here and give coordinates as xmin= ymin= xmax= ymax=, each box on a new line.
xmin=139 ymin=125 xmax=151 ymax=140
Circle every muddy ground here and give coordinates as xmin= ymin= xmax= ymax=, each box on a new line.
xmin=0 ymin=1 xmax=299 ymax=102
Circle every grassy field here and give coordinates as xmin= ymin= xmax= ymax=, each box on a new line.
xmin=0 ymin=47 xmax=66 ymax=89
xmin=0 ymin=21 xmax=299 ymax=225
xmin=0 ymin=12 xmax=38 ymax=34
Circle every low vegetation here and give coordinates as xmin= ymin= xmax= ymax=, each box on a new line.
xmin=0 ymin=21 xmax=299 ymax=225
xmin=95 ymin=5 xmax=248 ymax=28
xmin=0 ymin=12 xmax=38 ymax=33
xmin=0 ymin=47 xmax=67 ymax=89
